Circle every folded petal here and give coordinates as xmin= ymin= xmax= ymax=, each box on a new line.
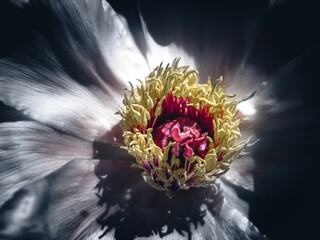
xmin=0 ymin=121 xmax=92 ymax=206
xmin=0 ymin=35 xmax=121 ymax=141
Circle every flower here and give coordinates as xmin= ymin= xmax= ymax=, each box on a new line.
xmin=0 ymin=0 xmax=315 ymax=239
xmin=119 ymin=59 xmax=250 ymax=195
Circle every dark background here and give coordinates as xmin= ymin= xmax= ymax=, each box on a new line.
xmin=0 ymin=0 xmax=319 ymax=239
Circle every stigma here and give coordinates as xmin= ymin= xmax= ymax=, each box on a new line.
xmin=117 ymin=58 xmax=250 ymax=197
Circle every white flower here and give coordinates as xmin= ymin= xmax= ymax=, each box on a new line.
xmin=1 ymin=0 xmax=314 ymax=239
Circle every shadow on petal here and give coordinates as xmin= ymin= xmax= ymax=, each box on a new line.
xmin=95 ymin=158 xmax=222 ymax=239
xmin=94 ymin=153 xmax=267 ymax=239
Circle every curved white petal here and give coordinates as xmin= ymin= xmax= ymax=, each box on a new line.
xmin=0 ymin=121 xmax=92 ymax=206
xmin=26 ymin=0 xmax=150 ymax=86
xmin=0 ymin=35 xmax=122 ymax=141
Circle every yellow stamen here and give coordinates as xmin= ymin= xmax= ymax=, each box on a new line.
xmin=117 ymin=58 xmax=250 ymax=196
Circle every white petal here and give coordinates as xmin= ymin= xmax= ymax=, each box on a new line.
xmin=47 ymin=159 xmax=100 ymax=240
xmin=27 ymin=0 xmax=150 ymax=85
xmin=0 ymin=35 xmax=121 ymax=141
xmin=0 ymin=121 xmax=92 ymax=206
xmin=0 ymin=158 xmax=99 ymax=240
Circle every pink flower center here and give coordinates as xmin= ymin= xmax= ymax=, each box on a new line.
xmin=145 ymin=93 xmax=214 ymax=162
xmin=153 ymin=117 xmax=209 ymax=159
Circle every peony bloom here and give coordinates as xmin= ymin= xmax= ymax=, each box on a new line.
xmin=0 ymin=0 xmax=317 ymax=239
xmin=119 ymin=60 xmax=252 ymax=196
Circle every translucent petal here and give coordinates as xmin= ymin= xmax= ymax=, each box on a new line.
xmin=0 ymin=35 xmax=120 ymax=141
xmin=0 ymin=121 xmax=92 ymax=206
xmin=24 ymin=0 xmax=150 ymax=85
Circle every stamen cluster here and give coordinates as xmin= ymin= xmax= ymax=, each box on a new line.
xmin=117 ymin=59 xmax=248 ymax=196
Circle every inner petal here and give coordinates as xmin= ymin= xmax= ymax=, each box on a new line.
xmin=148 ymin=93 xmax=214 ymax=138
xmin=153 ymin=117 xmax=209 ymax=159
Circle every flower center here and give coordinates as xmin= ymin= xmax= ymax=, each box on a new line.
xmin=153 ymin=117 xmax=209 ymax=159
xmin=118 ymin=59 xmax=250 ymax=197
xmin=147 ymin=93 xmax=214 ymax=138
